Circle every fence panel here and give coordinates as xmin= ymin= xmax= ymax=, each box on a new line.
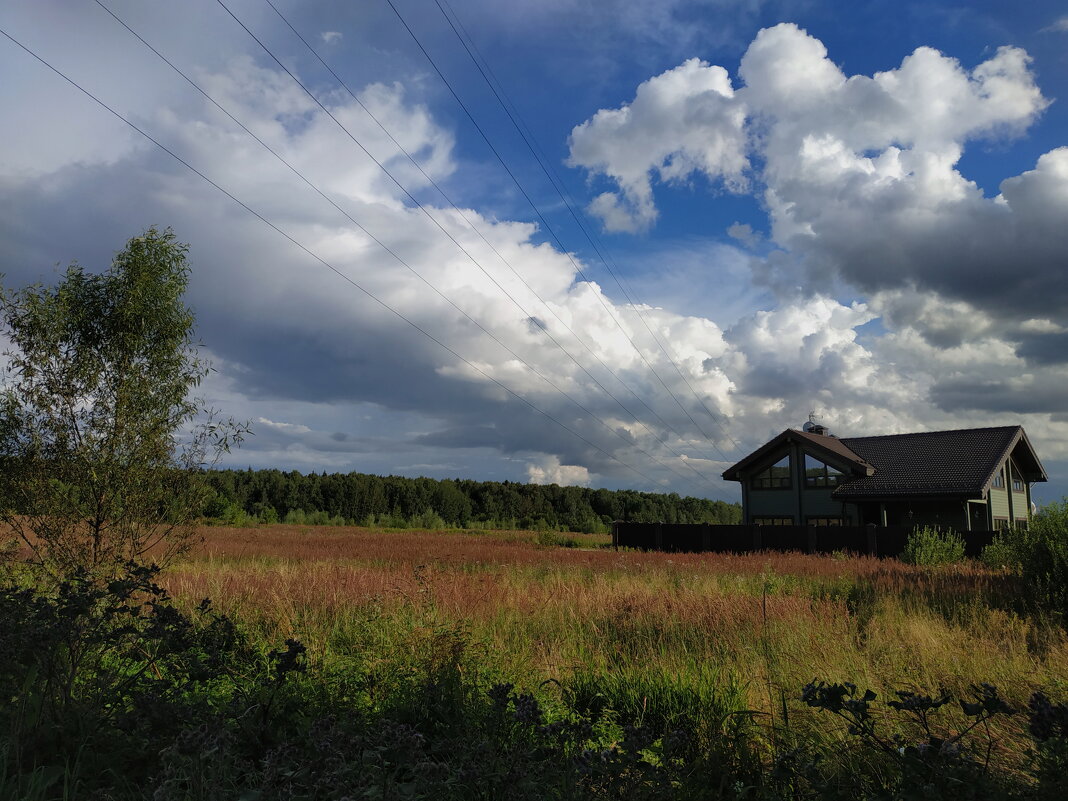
xmin=758 ymin=525 xmax=810 ymax=553
xmin=611 ymin=521 xmax=997 ymax=559
xmin=707 ymin=525 xmax=754 ymax=553
xmin=811 ymin=526 xmax=867 ymax=554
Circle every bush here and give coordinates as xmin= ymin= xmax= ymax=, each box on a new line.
xmin=0 ymin=564 xmax=257 ymax=794
xmin=981 ymin=530 xmax=1022 ymax=571
xmin=1014 ymin=500 xmax=1068 ymax=617
xmin=534 ymin=531 xmax=580 ymax=548
xmin=975 ymin=501 xmax=1068 ymax=617
xmin=902 ymin=526 xmax=966 ymax=567
xmin=410 ymin=510 xmax=448 ymax=530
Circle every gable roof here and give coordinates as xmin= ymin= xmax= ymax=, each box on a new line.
xmin=722 ymin=424 xmax=1048 ymax=499
xmin=833 ymin=425 xmax=1047 ymax=499
xmin=721 ymin=428 xmax=874 ymax=482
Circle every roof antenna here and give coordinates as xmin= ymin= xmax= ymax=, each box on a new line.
xmin=803 ymin=411 xmax=829 ymax=436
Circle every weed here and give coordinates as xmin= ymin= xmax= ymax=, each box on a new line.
xmin=902 ymin=526 xmax=966 ymax=567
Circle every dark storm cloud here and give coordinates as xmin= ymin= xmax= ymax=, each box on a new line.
xmin=414 ymin=425 xmax=504 ymax=449
xmin=930 ymin=376 xmax=1068 ymax=415
xmin=1014 ymin=331 xmax=1068 ymax=366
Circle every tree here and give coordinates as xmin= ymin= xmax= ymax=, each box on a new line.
xmin=0 ymin=228 xmax=244 ymax=575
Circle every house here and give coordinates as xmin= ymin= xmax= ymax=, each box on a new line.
xmin=722 ymin=423 xmax=1047 ymax=531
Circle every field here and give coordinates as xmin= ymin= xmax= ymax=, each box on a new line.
xmin=163 ymin=526 xmax=1067 ymax=770
xmin=8 ymin=522 xmax=1068 ymax=799
xmin=168 ymin=524 xmax=1067 ymax=694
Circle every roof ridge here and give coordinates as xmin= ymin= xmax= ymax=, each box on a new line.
xmin=841 ymin=425 xmax=1020 ymax=443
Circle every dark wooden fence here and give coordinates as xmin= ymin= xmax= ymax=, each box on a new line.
xmin=610 ymin=522 xmax=996 ymax=559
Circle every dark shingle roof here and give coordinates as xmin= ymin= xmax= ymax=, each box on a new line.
xmin=793 ymin=429 xmax=873 ymax=470
xmin=832 ymin=426 xmax=1038 ymax=498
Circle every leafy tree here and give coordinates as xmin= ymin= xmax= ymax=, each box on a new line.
xmin=0 ymin=228 xmax=244 ymax=575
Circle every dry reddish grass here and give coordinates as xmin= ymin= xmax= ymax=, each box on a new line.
xmin=178 ymin=524 xmax=1022 ymax=617
xmin=5 ymin=521 xmax=1058 ymax=780
xmin=162 ymin=526 xmax=1066 ymax=701
xmin=188 ymin=523 xmax=940 ymax=578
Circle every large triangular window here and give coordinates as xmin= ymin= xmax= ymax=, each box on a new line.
xmin=805 ymin=454 xmax=844 ymax=488
xmin=751 ymin=455 xmax=790 ymax=489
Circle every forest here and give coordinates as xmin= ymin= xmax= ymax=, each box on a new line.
xmin=202 ymin=468 xmax=742 ymax=532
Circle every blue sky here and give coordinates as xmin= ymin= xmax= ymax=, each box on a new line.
xmin=2 ymin=0 xmax=1067 ymax=504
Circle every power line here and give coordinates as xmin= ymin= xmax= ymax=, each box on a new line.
xmin=383 ymin=0 xmax=741 ymax=461
xmin=255 ymin=0 xmax=722 ymax=486
xmin=0 ymin=22 xmax=697 ymax=496
xmin=208 ymin=0 xmax=717 ymax=491
xmin=434 ymin=0 xmax=746 ymax=455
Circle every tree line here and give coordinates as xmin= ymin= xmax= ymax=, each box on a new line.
xmin=203 ymin=468 xmax=741 ymax=533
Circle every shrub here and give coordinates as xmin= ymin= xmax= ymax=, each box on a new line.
xmin=534 ymin=531 xmax=580 ymax=548
xmin=0 ymin=564 xmax=255 ymax=794
xmin=410 ymin=510 xmax=448 ymax=530
xmin=1014 ymin=500 xmax=1068 ymax=617
xmin=902 ymin=526 xmax=966 ymax=567
xmin=798 ymin=680 xmax=1020 ymax=799
xmin=981 ymin=530 xmax=1021 ymax=571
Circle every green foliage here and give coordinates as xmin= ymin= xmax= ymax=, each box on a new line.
xmin=1020 ymin=502 xmax=1068 ymax=617
xmin=1027 ymin=692 xmax=1068 ymax=799
xmin=0 ymin=229 xmax=246 ymax=574
xmin=798 ymin=679 xmax=1022 ymax=799
xmin=534 ymin=530 xmax=581 ymax=548
xmin=4 ymin=558 xmax=1068 ymax=799
xmin=202 ymin=467 xmax=741 ymax=532
xmin=0 ymin=564 xmax=255 ymax=797
xmin=990 ymin=500 xmax=1068 ymax=617
xmin=902 ymin=526 xmax=966 ymax=567
xmin=981 ymin=530 xmax=1021 ymax=571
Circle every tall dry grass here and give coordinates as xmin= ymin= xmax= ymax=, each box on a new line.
xmin=165 ymin=526 xmax=1068 ymax=716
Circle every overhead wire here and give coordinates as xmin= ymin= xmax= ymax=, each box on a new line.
xmin=2 ymin=16 xmax=712 ymax=495
xmin=437 ymin=0 xmax=748 ymax=457
xmin=208 ymin=0 xmax=718 ymax=491
xmin=0 ymin=24 xmax=681 ymax=491
xmin=382 ymin=0 xmax=741 ymax=462
xmin=255 ymin=0 xmax=723 ymax=485
xmin=434 ymin=0 xmax=747 ymax=455
xmin=111 ymin=3 xmax=712 ymax=493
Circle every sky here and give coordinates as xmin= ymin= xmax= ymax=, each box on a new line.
xmin=1 ymin=0 xmax=1067 ymax=504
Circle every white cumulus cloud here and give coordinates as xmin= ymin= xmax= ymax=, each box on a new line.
xmin=568 ymin=58 xmax=748 ymax=232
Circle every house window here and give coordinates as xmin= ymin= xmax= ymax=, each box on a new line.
xmin=993 ymin=517 xmax=1010 ymax=531
xmin=753 ymin=517 xmax=794 ymax=526
xmin=804 ymin=454 xmax=844 ymax=488
xmin=751 ymin=455 xmax=791 ymax=489
xmin=1015 ymin=519 xmax=1029 ymax=530
xmin=807 ymin=517 xmax=844 ymax=526
xmin=1011 ymin=469 xmax=1025 ymax=493
xmin=992 ymin=470 xmax=1004 ymax=489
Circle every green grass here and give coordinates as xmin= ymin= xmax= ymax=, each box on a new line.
xmin=6 ymin=525 xmax=1068 ymax=799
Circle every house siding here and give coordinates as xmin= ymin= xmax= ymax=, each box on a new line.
xmin=990 ymin=461 xmax=1010 ymax=522
xmin=1010 ymin=458 xmax=1028 ymax=522
xmin=747 ymin=488 xmax=799 ymax=521
xmin=989 ymin=487 xmax=1010 ymax=519
xmin=801 ymin=487 xmax=852 ymax=522
xmin=744 ymin=440 xmax=861 ymax=525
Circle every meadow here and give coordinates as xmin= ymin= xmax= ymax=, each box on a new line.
xmin=168 ymin=525 xmax=1067 ymax=699
xmin=163 ymin=526 xmax=1066 ymax=785
xmin=7 ymin=522 xmax=1068 ymax=799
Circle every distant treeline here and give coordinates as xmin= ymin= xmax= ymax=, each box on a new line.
xmin=202 ymin=469 xmax=741 ymax=533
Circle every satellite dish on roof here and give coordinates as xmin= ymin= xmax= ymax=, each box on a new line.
xmin=803 ymin=411 xmax=829 ymax=436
